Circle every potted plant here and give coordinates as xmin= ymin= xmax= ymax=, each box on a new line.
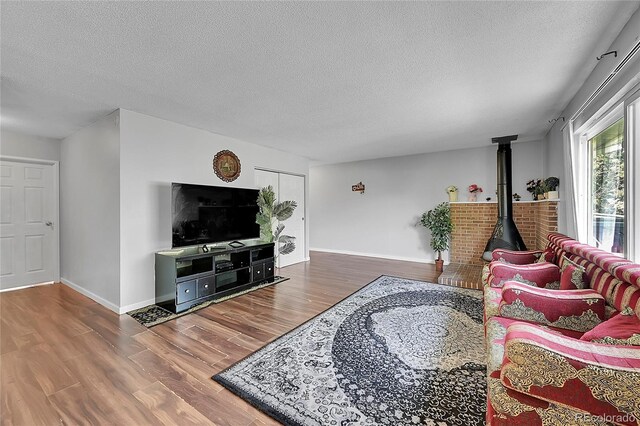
xmin=467 ymin=184 xmax=483 ymax=202
xmin=419 ymin=202 xmax=453 ymax=273
xmin=544 ymin=177 xmax=560 ymax=199
xmin=256 ymin=186 xmax=298 ymax=262
xmin=526 ymin=179 xmax=542 ymax=200
xmin=446 ymin=185 xmax=458 ymax=202
xmin=537 ymin=181 xmax=549 ymax=200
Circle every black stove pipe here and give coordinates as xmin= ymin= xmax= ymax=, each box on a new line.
xmin=481 ymin=135 xmax=527 ymax=261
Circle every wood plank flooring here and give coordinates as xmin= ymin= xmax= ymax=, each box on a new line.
xmin=0 ymin=251 xmax=438 ymax=425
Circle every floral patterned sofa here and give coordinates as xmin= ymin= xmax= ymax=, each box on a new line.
xmin=482 ymin=232 xmax=640 ymax=425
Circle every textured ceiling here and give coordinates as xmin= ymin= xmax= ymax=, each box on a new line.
xmin=1 ymin=1 xmax=637 ymax=163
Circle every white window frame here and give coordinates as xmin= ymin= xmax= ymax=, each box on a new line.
xmin=581 ymin=105 xmax=625 ymax=254
xmin=624 ymin=88 xmax=640 ymax=262
xmin=576 ymin=86 xmax=640 ymax=261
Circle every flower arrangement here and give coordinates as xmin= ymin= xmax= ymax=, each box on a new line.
xmin=468 ymin=184 xmax=483 ymax=193
xmin=526 ymin=179 xmax=542 ymax=194
xmin=445 ymin=185 xmax=458 ymax=193
xmin=526 ymin=178 xmax=549 ymax=199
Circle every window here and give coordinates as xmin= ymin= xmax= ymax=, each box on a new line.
xmin=588 ymin=118 xmax=624 ymax=254
xmin=570 ymin=83 xmax=639 ymax=261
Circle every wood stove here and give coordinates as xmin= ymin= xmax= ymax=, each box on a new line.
xmin=481 ymin=135 xmax=527 ymax=261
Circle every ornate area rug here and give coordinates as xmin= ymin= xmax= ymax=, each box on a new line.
xmin=128 ymin=276 xmax=289 ymax=327
xmin=213 ymin=275 xmax=486 ymax=426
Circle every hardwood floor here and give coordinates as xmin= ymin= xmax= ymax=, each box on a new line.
xmin=0 ymin=251 xmax=439 ymax=426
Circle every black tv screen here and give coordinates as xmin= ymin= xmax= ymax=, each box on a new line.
xmin=171 ymin=183 xmax=260 ymax=248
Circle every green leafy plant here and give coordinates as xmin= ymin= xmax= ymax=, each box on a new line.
xmin=537 ymin=181 xmax=549 ymax=194
xmin=256 ymin=185 xmax=298 ymax=256
xmin=419 ymin=202 xmax=453 ymax=261
xmin=544 ymin=177 xmax=560 ymax=191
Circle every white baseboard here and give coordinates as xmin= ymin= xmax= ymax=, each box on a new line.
xmin=118 ymin=298 xmax=156 ymax=314
xmin=309 ymin=247 xmax=449 ymax=265
xmin=0 ymin=281 xmax=54 ymax=292
xmin=60 ymin=278 xmax=121 ymax=314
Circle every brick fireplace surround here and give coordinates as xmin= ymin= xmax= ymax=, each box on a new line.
xmin=450 ymin=200 xmax=559 ymax=266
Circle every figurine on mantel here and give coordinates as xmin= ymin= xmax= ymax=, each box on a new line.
xmin=468 ymin=184 xmax=483 ymax=202
xmin=513 ymin=193 xmax=522 ymax=201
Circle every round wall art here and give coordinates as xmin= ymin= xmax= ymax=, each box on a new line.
xmin=212 ymin=150 xmax=241 ymax=182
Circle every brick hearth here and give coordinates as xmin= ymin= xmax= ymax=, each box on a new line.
xmin=450 ymin=200 xmax=558 ymax=266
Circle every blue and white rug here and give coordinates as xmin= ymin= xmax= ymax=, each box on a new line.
xmin=213 ymin=275 xmax=486 ymax=426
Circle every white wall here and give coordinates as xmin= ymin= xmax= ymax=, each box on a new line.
xmin=118 ymin=109 xmax=309 ymax=311
xmin=309 ymin=140 xmax=544 ymax=263
xmin=0 ymin=129 xmax=61 ymax=161
xmin=544 ymin=6 xmax=640 ymax=235
xmin=60 ymin=111 xmax=121 ymax=310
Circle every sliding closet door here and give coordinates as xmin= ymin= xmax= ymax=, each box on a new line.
xmin=254 ymin=169 xmax=306 ymax=268
xmin=277 ymin=173 xmax=305 ymax=267
xmin=254 ymin=169 xmax=279 ymax=199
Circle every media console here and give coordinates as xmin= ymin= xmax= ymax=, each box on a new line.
xmin=155 ymin=241 xmax=275 ymax=313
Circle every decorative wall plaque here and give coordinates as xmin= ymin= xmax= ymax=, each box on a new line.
xmin=352 ymin=181 xmax=365 ymax=194
xmin=213 ymin=150 xmax=241 ymax=182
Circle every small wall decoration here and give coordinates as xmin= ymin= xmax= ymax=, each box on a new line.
xmin=213 ymin=150 xmax=241 ymax=182
xmin=352 ymin=182 xmax=365 ymax=194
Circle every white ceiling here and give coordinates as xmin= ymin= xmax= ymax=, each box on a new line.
xmin=1 ymin=1 xmax=637 ymax=163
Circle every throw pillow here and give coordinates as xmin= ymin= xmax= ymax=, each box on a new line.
xmin=536 ymin=248 xmax=555 ymax=264
xmin=580 ymin=308 xmax=640 ymax=346
xmin=559 ymin=256 xmax=588 ymax=290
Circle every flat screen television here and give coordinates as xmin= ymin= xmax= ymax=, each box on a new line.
xmin=171 ymin=183 xmax=260 ymax=248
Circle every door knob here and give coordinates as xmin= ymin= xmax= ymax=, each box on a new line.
xmin=45 ymin=221 xmax=54 ymax=228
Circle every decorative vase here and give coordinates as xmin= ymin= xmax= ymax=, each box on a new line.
xmin=448 ymin=191 xmax=458 ymax=202
xmin=468 ymin=193 xmax=477 ymax=202
xmin=547 ymin=190 xmax=558 ymax=200
xmin=435 ymin=259 xmax=444 ymax=273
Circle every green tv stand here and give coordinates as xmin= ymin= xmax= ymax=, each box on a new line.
xmin=155 ymin=241 xmax=275 ymax=313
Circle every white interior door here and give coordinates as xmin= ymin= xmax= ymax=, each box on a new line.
xmin=0 ymin=160 xmax=57 ymax=290
xmin=277 ymin=173 xmax=305 ymax=267
xmin=255 ymin=169 xmax=306 ymax=268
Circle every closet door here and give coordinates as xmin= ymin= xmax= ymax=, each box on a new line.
xmin=1 ymin=160 xmax=57 ymax=289
xmin=278 ymin=173 xmax=305 ymax=267
xmin=254 ymin=169 xmax=305 ymax=268
xmin=254 ymin=169 xmax=279 ymax=200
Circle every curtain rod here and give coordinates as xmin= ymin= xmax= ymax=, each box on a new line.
xmin=560 ymin=40 xmax=640 ymax=132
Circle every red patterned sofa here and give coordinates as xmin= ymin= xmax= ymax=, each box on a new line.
xmin=483 ymin=232 xmax=640 ymax=425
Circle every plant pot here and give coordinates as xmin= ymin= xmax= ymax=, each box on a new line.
xmin=448 ymin=191 xmax=458 ymax=202
xmin=435 ymin=259 xmax=444 ymax=273
xmin=547 ymin=190 xmax=558 ymax=200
